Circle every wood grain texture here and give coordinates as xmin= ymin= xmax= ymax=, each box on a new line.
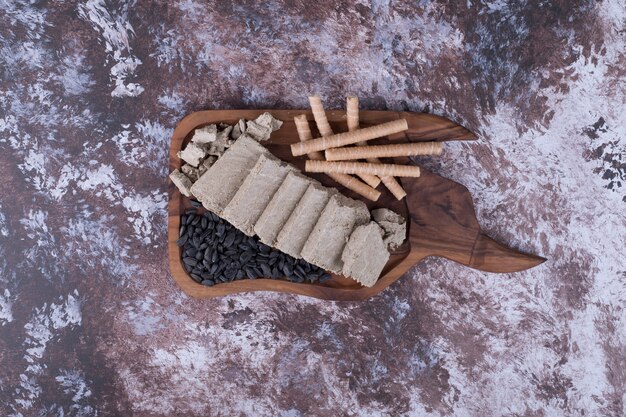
xmin=168 ymin=110 xmax=545 ymax=301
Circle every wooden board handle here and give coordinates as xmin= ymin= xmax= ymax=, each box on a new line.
xmin=404 ymin=170 xmax=546 ymax=273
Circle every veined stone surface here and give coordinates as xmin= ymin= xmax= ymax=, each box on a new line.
xmin=0 ymin=1 xmax=624 ymax=416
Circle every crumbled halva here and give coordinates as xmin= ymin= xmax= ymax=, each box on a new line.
xmin=181 ymin=164 xmax=200 ymax=182
xmin=371 ymin=208 xmax=407 ymax=250
xmin=191 ymin=124 xmax=217 ymax=144
xmin=179 ymin=142 xmax=207 ymax=167
xmin=169 ymin=169 xmax=193 ymax=197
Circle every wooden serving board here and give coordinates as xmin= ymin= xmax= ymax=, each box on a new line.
xmin=168 ymin=110 xmax=545 ymax=301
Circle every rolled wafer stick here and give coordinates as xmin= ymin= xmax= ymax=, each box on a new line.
xmin=344 ymin=96 xmax=381 ymax=188
xmin=347 ymin=96 xmax=407 ymax=200
xmin=306 ymin=160 xmax=421 ymax=177
xmin=346 ymin=95 xmax=360 ymax=132
xmin=309 ymin=96 xmax=380 ymax=188
xmin=380 ymin=176 xmax=407 ymax=200
xmin=308 ymin=95 xmax=334 ymax=138
xmin=294 ymin=115 xmax=380 ymax=201
xmin=325 ymin=142 xmax=443 ymax=161
xmin=291 ymin=118 xmax=408 ymax=156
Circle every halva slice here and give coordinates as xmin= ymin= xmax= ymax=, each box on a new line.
xmin=254 ymin=171 xmax=313 ymax=245
xmin=274 ymin=183 xmax=333 ymax=258
xmin=341 ymin=222 xmax=389 ymax=287
xmin=300 ymin=194 xmax=370 ymax=273
xmin=221 ymin=154 xmax=295 ymax=236
xmin=190 ymin=136 xmax=268 ymax=215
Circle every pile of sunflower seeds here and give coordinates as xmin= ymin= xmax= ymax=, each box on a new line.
xmin=177 ymin=205 xmax=331 ymax=286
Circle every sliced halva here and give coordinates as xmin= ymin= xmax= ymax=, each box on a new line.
xmin=221 ymin=154 xmax=295 ymax=236
xmin=341 ymin=222 xmax=389 ymax=287
xmin=300 ymin=194 xmax=370 ymax=273
xmin=274 ymin=183 xmax=334 ymax=259
xmin=254 ymin=171 xmax=314 ymax=245
xmin=190 ymin=136 xmax=268 ymax=215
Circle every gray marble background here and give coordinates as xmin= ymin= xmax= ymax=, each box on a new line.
xmin=1 ymin=1 xmax=625 ymax=416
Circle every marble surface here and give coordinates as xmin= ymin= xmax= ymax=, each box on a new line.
xmin=1 ymin=1 xmax=625 ymax=416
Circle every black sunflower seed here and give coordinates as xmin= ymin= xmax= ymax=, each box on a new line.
xmin=223 ymin=232 xmax=236 ymax=248
xmin=195 ymin=251 xmax=203 ymax=261
xmin=183 ymin=257 xmax=197 ymax=267
xmin=216 ymin=223 xmax=225 ymax=236
xmin=185 ymin=215 xmax=194 ymax=225
xmin=239 ymin=251 xmax=253 ymax=264
xmin=190 ymin=199 xmax=202 ymax=207
xmin=201 ymin=279 xmax=214 ymax=286
xmin=179 ymin=225 xmax=187 ymax=237
xmin=190 ymin=273 xmax=202 ymax=283
xmin=176 ymin=235 xmax=188 ymax=246
xmin=319 ymin=273 xmax=331 ymax=283
xmin=282 ymin=264 xmax=293 ymax=277
xmin=201 ymin=217 xmax=207 ymax=229
xmin=260 ymin=263 xmax=272 ymax=277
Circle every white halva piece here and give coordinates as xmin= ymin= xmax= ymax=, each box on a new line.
xmin=169 ymin=169 xmax=193 ymax=197
xmin=179 ymin=142 xmax=208 ymax=167
xmin=254 ymin=112 xmax=283 ymax=131
xmin=192 ymin=124 xmax=217 ymax=144
xmin=181 ymin=164 xmax=200 ymax=182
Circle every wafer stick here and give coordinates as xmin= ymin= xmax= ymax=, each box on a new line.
xmin=306 ymin=160 xmax=420 ymax=177
xmin=380 ymin=176 xmax=407 ymax=200
xmin=344 ymin=96 xmax=381 ymax=188
xmin=309 ymin=96 xmax=380 ymax=188
xmin=294 ymin=115 xmax=380 ymax=201
xmin=326 ymin=142 xmax=442 ymax=161
xmin=346 ymin=95 xmax=360 ymax=132
xmin=308 ymin=95 xmax=333 ymax=137
xmin=291 ymin=118 xmax=408 ymax=156
xmin=347 ymin=96 xmax=407 ymax=200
